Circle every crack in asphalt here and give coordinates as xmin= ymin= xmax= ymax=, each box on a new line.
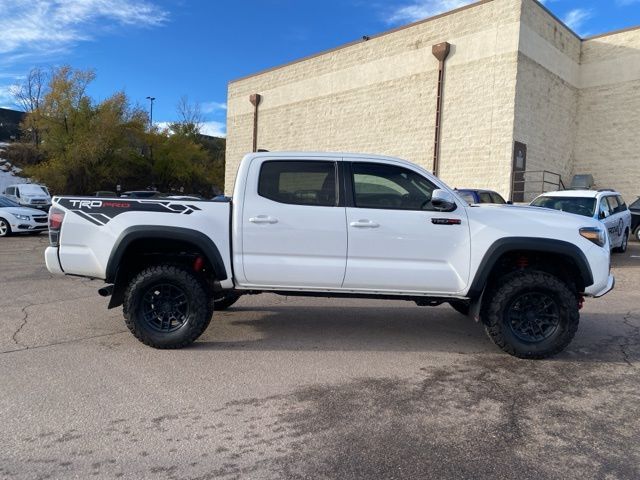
xmin=10 ymin=305 xmax=30 ymax=347
xmin=618 ymin=311 xmax=640 ymax=367
xmin=0 ymin=330 xmax=128 ymax=355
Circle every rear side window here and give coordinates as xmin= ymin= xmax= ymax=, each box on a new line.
xmin=258 ymin=161 xmax=337 ymax=206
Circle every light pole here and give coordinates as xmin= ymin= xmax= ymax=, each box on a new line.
xmin=146 ymin=96 xmax=155 ymax=129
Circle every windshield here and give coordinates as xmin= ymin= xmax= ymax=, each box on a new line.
xmin=530 ymin=196 xmax=596 ymax=218
xmin=0 ymin=196 xmax=21 ymax=208
xmin=19 ymin=184 xmax=49 ymax=196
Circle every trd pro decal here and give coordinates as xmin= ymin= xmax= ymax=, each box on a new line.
xmin=57 ymin=198 xmax=201 ymax=226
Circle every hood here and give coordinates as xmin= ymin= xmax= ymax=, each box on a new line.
xmin=466 ymin=203 xmax=603 ymax=238
xmin=0 ymin=206 xmax=48 ymax=217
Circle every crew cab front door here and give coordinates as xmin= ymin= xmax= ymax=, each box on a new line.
xmin=342 ymin=161 xmax=471 ymax=294
xmin=240 ymin=158 xmax=347 ymax=288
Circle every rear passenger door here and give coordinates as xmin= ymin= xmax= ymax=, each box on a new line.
xmin=240 ymin=158 xmax=348 ymax=288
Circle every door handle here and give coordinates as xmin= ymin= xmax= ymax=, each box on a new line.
xmin=350 ymin=219 xmax=379 ymax=228
xmin=249 ymin=215 xmax=278 ymax=224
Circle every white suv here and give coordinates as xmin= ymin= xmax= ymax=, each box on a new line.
xmin=531 ymin=189 xmax=632 ymax=253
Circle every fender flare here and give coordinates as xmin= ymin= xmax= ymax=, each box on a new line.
xmin=467 ymin=237 xmax=594 ymax=299
xmin=106 ymin=226 xmax=228 ymax=283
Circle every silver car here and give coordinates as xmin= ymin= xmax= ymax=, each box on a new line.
xmin=0 ymin=196 xmax=49 ymax=237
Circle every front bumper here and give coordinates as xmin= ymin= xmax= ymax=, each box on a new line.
xmin=10 ymin=221 xmax=48 ymax=233
xmin=593 ymin=274 xmax=615 ymax=298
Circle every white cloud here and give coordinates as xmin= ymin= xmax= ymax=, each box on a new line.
xmin=201 ymin=101 xmax=227 ymax=114
xmin=155 ymin=120 xmax=226 ymax=138
xmin=562 ymin=8 xmax=593 ymax=35
xmin=0 ymin=0 xmax=168 ymax=62
xmin=386 ymin=0 xmax=474 ymax=24
xmin=0 ymin=84 xmax=18 ymax=109
xmin=200 ymin=121 xmax=226 ymax=138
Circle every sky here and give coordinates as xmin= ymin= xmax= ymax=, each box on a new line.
xmin=1 ymin=0 xmax=639 ymax=137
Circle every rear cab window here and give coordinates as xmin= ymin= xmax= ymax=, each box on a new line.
xmin=258 ymin=161 xmax=337 ymax=207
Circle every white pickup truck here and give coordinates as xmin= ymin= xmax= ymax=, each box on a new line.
xmin=45 ymin=152 xmax=614 ymax=358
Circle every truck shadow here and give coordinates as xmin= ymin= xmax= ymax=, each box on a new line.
xmin=193 ymin=303 xmax=639 ymax=365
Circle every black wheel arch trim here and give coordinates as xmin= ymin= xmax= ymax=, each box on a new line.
xmin=106 ymin=226 xmax=228 ymax=283
xmin=467 ymin=237 xmax=594 ymax=299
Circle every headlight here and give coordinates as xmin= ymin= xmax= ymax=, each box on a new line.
xmin=580 ymin=227 xmax=606 ymax=247
xmin=14 ymin=214 xmax=30 ymax=221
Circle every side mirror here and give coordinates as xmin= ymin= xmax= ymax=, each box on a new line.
xmin=431 ymin=189 xmax=457 ymax=212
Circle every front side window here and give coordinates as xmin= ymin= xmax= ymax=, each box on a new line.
xmin=606 ymin=196 xmax=620 ymax=215
xmin=615 ymin=195 xmax=627 ymax=213
xmin=490 ymin=192 xmax=506 ymax=204
xmin=352 ymin=162 xmax=437 ymax=210
xmin=258 ymin=161 xmax=336 ymax=207
xmin=599 ymin=198 xmax=611 ymax=219
xmin=478 ymin=192 xmax=493 ymax=204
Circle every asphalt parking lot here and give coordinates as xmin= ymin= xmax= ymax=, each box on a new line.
xmin=1 ymin=235 xmax=639 ymax=480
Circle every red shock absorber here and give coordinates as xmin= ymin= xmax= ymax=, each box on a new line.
xmin=193 ymin=256 xmax=204 ymax=272
xmin=515 ymin=254 xmax=529 ymax=269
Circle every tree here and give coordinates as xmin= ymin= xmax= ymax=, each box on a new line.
xmin=11 ymin=67 xmax=48 ymax=145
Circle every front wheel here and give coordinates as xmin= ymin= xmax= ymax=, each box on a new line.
xmin=613 ymin=229 xmax=629 ymax=253
xmin=0 ymin=218 xmax=11 ymax=237
xmin=483 ymin=271 xmax=579 ymax=359
xmin=123 ymin=265 xmax=213 ymax=349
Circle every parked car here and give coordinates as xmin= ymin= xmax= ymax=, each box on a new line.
xmin=531 ymin=189 xmax=632 ymax=253
xmin=120 ymin=190 xmax=165 ymax=199
xmin=3 ymin=184 xmax=51 ymax=211
xmin=45 ymin=151 xmax=614 ymax=359
xmin=455 ymin=188 xmax=507 ymax=204
xmin=630 ymin=197 xmax=640 ymax=242
xmin=0 ymin=195 xmax=49 ymax=237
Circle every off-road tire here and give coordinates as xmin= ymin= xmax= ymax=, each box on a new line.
xmin=448 ymin=301 xmax=470 ymax=316
xmin=613 ymin=229 xmax=629 ymax=253
xmin=483 ymin=270 xmax=579 ymax=359
xmin=635 ymin=227 xmax=640 ymax=243
xmin=123 ymin=265 xmax=213 ymax=349
xmin=214 ymin=291 xmax=241 ymax=310
xmin=0 ymin=218 xmax=11 ymax=237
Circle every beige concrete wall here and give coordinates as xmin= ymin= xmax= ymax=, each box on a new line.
xmin=225 ymin=0 xmax=523 ymax=195
xmin=225 ymin=0 xmax=640 ymax=203
xmin=574 ymin=28 xmax=640 ymax=202
xmin=512 ymin=0 xmax=581 ymax=200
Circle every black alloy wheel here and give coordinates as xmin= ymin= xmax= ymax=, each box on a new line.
xmin=505 ymin=291 xmax=560 ymax=343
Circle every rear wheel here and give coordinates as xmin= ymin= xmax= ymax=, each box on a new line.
xmin=483 ymin=271 xmax=579 ymax=359
xmin=636 ymin=227 xmax=640 ymax=243
xmin=123 ymin=265 xmax=213 ymax=349
xmin=0 ymin=218 xmax=11 ymax=237
xmin=613 ymin=229 xmax=629 ymax=253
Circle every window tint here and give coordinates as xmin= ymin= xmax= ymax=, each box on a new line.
xmin=258 ymin=161 xmax=336 ymax=206
xmin=490 ymin=192 xmax=506 ymax=204
xmin=478 ymin=192 xmax=493 ymax=203
xmin=352 ymin=163 xmax=437 ymax=210
xmin=6 ymin=187 xmax=14 ymax=196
